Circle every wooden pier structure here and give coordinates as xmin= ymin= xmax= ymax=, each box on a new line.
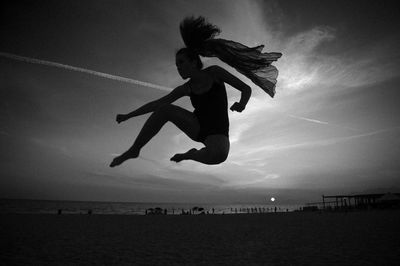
xmin=305 ymin=192 xmax=400 ymax=210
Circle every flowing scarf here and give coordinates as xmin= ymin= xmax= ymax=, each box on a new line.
xmin=200 ymin=38 xmax=282 ymax=98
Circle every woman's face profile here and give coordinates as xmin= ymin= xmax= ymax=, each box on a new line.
xmin=175 ymin=53 xmax=196 ymax=79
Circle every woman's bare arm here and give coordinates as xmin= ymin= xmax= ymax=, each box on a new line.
xmin=117 ymin=84 xmax=189 ymax=123
xmin=207 ymin=65 xmax=251 ymax=112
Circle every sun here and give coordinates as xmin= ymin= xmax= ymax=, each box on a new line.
xmin=271 ymin=197 xmax=275 ymax=202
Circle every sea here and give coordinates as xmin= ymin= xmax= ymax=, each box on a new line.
xmin=0 ymin=199 xmax=302 ymax=215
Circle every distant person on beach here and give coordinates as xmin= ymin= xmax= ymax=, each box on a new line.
xmin=110 ymin=16 xmax=281 ymax=167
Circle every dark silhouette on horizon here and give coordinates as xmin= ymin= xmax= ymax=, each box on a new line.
xmin=303 ymin=192 xmax=400 ymax=211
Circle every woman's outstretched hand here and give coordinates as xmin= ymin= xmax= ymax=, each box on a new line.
xmin=116 ymin=114 xmax=128 ymax=124
xmin=230 ymin=102 xmax=245 ymax=113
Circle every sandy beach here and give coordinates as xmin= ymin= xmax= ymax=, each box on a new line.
xmin=2 ymin=210 xmax=399 ymax=265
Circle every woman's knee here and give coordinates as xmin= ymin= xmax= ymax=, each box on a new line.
xmin=214 ymin=150 xmax=229 ymax=164
xmin=202 ymin=136 xmax=229 ymax=164
xmin=206 ymin=146 xmax=229 ymax=164
xmin=205 ymin=136 xmax=229 ymax=163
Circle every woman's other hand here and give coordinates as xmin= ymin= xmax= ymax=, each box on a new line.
xmin=230 ymin=102 xmax=245 ymax=112
xmin=116 ymin=114 xmax=128 ymax=124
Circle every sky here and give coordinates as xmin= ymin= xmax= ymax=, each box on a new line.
xmin=1 ymin=0 xmax=399 ymax=204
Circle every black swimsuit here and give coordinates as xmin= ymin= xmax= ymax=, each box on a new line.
xmin=190 ymin=81 xmax=229 ymax=142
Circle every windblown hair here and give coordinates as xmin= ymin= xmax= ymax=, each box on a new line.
xmin=179 ymin=16 xmax=220 ymax=51
xmin=178 ymin=16 xmax=282 ymax=98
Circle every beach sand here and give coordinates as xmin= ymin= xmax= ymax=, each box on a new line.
xmin=2 ymin=210 xmax=399 ymax=265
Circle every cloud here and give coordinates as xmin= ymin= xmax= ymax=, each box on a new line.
xmin=218 ymin=24 xmax=341 ymax=145
xmin=242 ymin=126 xmax=400 ymax=155
xmin=225 ymin=173 xmax=280 ymax=188
xmin=276 ymin=25 xmax=400 ymax=96
xmin=277 ymin=26 xmax=336 ymax=93
xmin=228 ymin=97 xmax=279 ymax=144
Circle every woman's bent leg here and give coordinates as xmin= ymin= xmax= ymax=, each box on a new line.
xmin=110 ymin=104 xmax=200 ymax=167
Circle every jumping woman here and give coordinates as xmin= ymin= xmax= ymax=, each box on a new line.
xmin=110 ymin=16 xmax=282 ymax=167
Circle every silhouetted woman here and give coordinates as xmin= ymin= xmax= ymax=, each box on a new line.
xmin=110 ymin=16 xmax=281 ymax=167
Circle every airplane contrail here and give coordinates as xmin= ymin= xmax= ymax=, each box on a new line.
xmin=288 ymin=114 xmax=329 ymax=125
xmin=0 ymin=51 xmax=172 ymax=92
xmin=288 ymin=114 xmax=359 ymax=131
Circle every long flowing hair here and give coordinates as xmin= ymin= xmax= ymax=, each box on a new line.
xmin=179 ymin=16 xmax=282 ymax=98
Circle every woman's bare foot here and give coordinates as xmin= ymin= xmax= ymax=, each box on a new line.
xmin=110 ymin=149 xmax=139 ymax=167
xmin=170 ymin=148 xmax=197 ymax=163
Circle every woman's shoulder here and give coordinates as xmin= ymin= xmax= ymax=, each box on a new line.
xmin=203 ymin=65 xmax=225 ymax=83
xmin=189 ymin=67 xmax=224 ymax=95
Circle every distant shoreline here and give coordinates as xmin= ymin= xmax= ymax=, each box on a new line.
xmin=0 ymin=198 xmax=301 ymax=215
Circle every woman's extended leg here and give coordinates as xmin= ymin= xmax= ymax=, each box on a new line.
xmin=170 ymin=135 xmax=230 ymax=165
xmin=110 ymin=104 xmax=200 ymax=167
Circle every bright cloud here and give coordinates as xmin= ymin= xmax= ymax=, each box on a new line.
xmin=277 ymin=26 xmax=336 ymax=93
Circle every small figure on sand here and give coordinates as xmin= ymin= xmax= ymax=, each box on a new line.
xmin=110 ymin=16 xmax=281 ymax=167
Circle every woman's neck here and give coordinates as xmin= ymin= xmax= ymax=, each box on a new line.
xmin=190 ymin=69 xmax=206 ymax=82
